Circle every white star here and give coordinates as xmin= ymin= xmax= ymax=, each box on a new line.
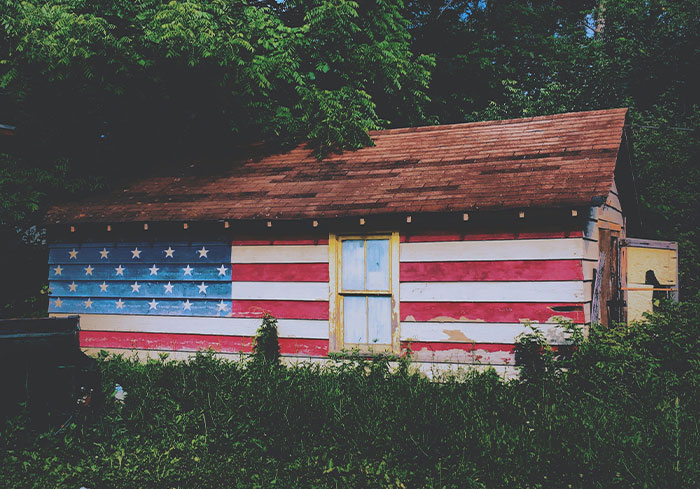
xmin=148 ymin=264 xmax=160 ymax=276
xmin=115 ymin=299 xmax=125 ymax=309
xmin=197 ymin=246 xmax=209 ymax=258
xmin=68 ymin=282 xmax=78 ymax=292
xmin=163 ymin=282 xmax=174 ymax=294
xmin=99 ymin=282 xmax=109 ymax=292
xmin=217 ymin=264 xmax=228 ymax=276
xmin=217 ymin=300 xmax=228 ymax=312
xmin=131 ymin=247 xmax=142 ymax=259
xmin=148 ymin=299 xmax=158 ymax=310
xmin=130 ymin=281 xmax=141 ymax=293
xmin=197 ymin=282 xmax=208 ymax=295
xmin=164 ymin=246 xmax=175 ymax=258
xmin=83 ymin=298 xmax=93 ymax=309
xmin=84 ymin=265 xmax=94 ymax=276
xmin=182 ymin=299 xmax=192 ymax=311
xmin=115 ymin=265 xmax=125 ymax=276
xmin=68 ymin=249 xmax=78 ymax=259
xmin=53 ymin=265 xmax=63 ymax=276
xmin=182 ymin=265 xmax=193 ymax=276
xmin=99 ymin=248 xmax=110 ymax=259
xmin=54 ymin=298 xmax=63 ymax=308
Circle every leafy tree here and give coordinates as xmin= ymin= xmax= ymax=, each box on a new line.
xmin=1 ymin=0 xmax=699 ymax=314
xmin=404 ymin=0 xmax=599 ymax=122
xmin=0 ymin=0 xmax=432 ymax=316
xmin=406 ymin=0 xmax=698 ymax=298
xmin=0 ymin=0 xmax=432 ymax=165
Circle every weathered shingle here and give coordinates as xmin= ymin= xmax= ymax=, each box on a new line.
xmin=46 ymin=108 xmax=628 ymax=223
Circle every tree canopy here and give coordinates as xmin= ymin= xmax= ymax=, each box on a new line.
xmin=1 ymin=0 xmax=698 ymax=314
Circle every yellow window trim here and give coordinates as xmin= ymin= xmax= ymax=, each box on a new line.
xmin=328 ymin=232 xmax=400 ymax=354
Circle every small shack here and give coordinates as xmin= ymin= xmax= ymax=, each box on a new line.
xmin=44 ymin=108 xmax=677 ymax=375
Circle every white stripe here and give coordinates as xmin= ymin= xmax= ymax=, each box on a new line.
xmin=401 ymin=321 xmax=573 ymax=344
xmin=400 ymin=281 xmax=585 ymax=302
xmin=231 ymin=245 xmax=328 ymax=263
xmin=231 ymin=281 xmax=329 ymax=301
xmin=50 ymin=313 xmax=328 ymax=339
xmin=400 ymin=238 xmax=589 ymax=262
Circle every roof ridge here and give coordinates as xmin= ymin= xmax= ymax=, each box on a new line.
xmin=369 ymin=108 xmax=628 ymax=136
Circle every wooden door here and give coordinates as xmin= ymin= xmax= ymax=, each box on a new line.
xmin=598 ymin=228 xmax=623 ymax=326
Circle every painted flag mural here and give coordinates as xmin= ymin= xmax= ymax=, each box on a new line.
xmin=49 ymin=242 xmax=233 ymax=317
xmin=48 ymin=232 xmax=589 ymax=369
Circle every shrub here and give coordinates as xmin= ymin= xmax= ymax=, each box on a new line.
xmin=251 ymin=314 xmax=281 ymax=368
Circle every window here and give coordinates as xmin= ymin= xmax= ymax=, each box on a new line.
xmin=329 ymin=233 xmax=400 ymax=353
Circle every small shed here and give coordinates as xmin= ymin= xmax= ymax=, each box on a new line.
xmin=44 ymin=108 xmax=676 ymax=375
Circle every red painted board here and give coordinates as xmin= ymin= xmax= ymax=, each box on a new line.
xmin=231 ymin=300 xmax=329 ymax=319
xmin=80 ymin=331 xmax=328 ymax=356
xmin=400 ymin=302 xmax=585 ymax=323
xmin=400 ymin=259 xmax=583 ymax=282
xmin=231 ymin=263 xmax=329 ymax=282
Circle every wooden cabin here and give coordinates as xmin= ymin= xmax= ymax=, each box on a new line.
xmin=44 ymin=108 xmax=677 ymax=375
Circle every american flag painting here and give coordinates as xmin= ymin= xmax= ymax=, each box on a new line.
xmin=48 ymin=239 xmax=331 ymax=359
xmin=49 ymin=242 xmax=232 ymax=316
xmin=48 ymin=231 xmax=590 ymax=369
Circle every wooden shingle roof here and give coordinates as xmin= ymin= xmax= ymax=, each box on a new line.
xmin=46 ymin=108 xmax=629 ymax=224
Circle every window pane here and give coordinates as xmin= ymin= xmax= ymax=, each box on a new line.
xmin=367 ymin=296 xmax=391 ymax=344
xmin=342 ymin=240 xmax=365 ymax=290
xmin=343 ymin=296 xmax=367 ymax=344
xmin=366 ymin=239 xmax=389 ymax=291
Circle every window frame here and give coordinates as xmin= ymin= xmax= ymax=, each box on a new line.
xmin=328 ymin=232 xmax=400 ymax=354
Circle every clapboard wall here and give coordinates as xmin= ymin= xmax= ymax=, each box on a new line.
xmin=583 ymin=181 xmax=626 ymax=324
xmin=397 ymin=229 xmax=589 ymax=366
xmin=49 ymin=220 xmax=596 ymax=372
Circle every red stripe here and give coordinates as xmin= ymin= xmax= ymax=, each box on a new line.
xmin=232 ymin=263 xmax=329 ymax=282
xmin=401 ymin=302 xmax=585 ymax=323
xmin=400 ymin=230 xmax=583 ymax=243
xmin=400 ymin=260 xmax=583 ymax=282
xmin=232 ymin=238 xmax=329 ymax=245
xmin=231 ymin=300 xmax=329 ymax=320
xmin=80 ymin=331 xmax=328 ymax=356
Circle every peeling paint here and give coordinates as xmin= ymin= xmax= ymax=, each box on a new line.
xmin=442 ymin=329 xmax=475 ymax=342
xmin=408 ymin=345 xmax=516 ymax=365
xmin=405 ymin=315 xmax=488 ymax=322
xmin=432 ymin=315 xmax=487 ymax=323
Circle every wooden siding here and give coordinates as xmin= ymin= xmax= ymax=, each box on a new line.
xmin=585 ymin=180 xmax=626 ymax=323
xmin=230 ymin=240 xmax=331 ymax=329
xmin=399 ymin=230 xmax=588 ymax=365
xmin=49 ymin=228 xmax=593 ymax=369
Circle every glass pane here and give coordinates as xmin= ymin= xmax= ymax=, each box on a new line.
xmin=367 ymin=296 xmax=391 ymax=345
xmin=366 ymin=239 xmax=390 ymax=291
xmin=342 ymin=240 xmax=365 ymax=290
xmin=343 ymin=296 xmax=367 ymax=344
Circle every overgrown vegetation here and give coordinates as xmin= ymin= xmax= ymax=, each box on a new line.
xmin=1 ymin=303 xmax=698 ymax=488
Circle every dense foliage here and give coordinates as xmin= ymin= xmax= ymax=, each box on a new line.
xmin=1 ymin=0 xmax=698 ymax=315
xmin=1 ymin=303 xmax=698 ymax=488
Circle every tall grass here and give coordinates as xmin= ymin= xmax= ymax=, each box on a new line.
xmin=1 ymin=301 xmax=698 ymax=488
